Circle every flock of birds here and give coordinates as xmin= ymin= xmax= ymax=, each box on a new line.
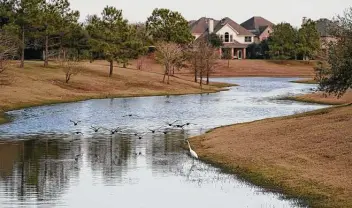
xmin=69 ymin=114 xmax=199 ymax=159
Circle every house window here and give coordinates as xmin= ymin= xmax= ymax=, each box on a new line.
xmin=220 ymin=35 xmax=224 ymax=42
xmin=245 ymin=36 xmax=252 ymax=42
xmin=224 ymin=32 xmax=229 ymax=42
xmin=230 ymin=35 xmax=233 ymax=42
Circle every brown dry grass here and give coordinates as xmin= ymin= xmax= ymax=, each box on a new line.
xmin=0 ymin=60 xmax=229 ymax=124
xmin=191 ymin=104 xmax=352 ymax=208
xmin=289 ymin=90 xmax=352 ymax=105
xmin=135 ymin=58 xmax=315 ymax=78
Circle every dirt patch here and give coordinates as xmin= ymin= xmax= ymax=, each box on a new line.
xmin=191 ymin=105 xmax=352 ymax=208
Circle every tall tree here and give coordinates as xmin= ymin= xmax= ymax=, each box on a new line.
xmin=268 ymin=23 xmax=297 ymax=60
xmin=297 ymin=19 xmax=321 ymax=60
xmin=319 ymin=7 xmax=352 ymax=97
xmin=13 ymin=0 xmax=43 ymax=68
xmin=146 ymin=8 xmax=193 ymax=44
xmin=38 ymin=0 xmax=79 ymax=67
xmin=86 ymin=6 xmax=129 ymax=77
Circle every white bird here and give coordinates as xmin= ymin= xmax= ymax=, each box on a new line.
xmin=186 ymin=140 xmax=198 ymax=159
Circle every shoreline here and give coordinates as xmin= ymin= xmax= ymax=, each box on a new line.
xmin=0 ymin=82 xmax=234 ymax=125
xmin=190 ymin=98 xmax=351 ymax=208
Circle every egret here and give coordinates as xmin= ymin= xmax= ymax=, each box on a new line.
xmin=186 ymin=140 xmax=198 ymax=159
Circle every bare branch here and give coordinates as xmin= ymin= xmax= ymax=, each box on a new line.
xmin=0 ymin=32 xmax=18 ymax=74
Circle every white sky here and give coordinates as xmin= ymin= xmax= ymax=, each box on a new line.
xmin=70 ymin=0 xmax=351 ymax=27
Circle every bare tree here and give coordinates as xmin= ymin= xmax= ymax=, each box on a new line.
xmin=58 ymin=58 xmax=83 ymax=83
xmin=0 ymin=32 xmax=18 ymax=74
xmin=187 ymin=39 xmax=218 ymax=87
xmin=155 ymin=42 xmax=183 ymax=84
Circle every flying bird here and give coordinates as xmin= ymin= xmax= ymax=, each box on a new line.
xmin=165 ymin=120 xmax=180 ymax=127
xmin=70 ymin=120 xmax=81 ymax=126
xmin=90 ymin=126 xmax=101 ymax=133
xmin=147 ymin=127 xmax=161 ymax=133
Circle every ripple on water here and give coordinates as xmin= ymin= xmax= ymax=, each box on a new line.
xmin=0 ymin=77 xmax=323 ymax=208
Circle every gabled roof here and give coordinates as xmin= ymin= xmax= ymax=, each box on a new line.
xmin=214 ymin=17 xmax=254 ymax=36
xmin=189 ymin=17 xmax=253 ymax=36
xmin=189 ymin=17 xmax=219 ymax=34
xmin=241 ymin=16 xmax=275 ymax=31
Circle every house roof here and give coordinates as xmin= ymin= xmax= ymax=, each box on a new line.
xmin=213 ymin=17 xmax=254 ymax=36
xmin=240 ymin=16 xmax=275 ymax=31
xmin=189 ymin=17 xmax=253 ymax=36
xmin=316 ymin=18 xmax=335 ymax=37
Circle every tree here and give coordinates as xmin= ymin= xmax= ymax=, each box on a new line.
xmin=118 ymin=24 xmax=146 ymax=68
xmin=319 ymin=7 xmax=352 ymax=97
xmin=297 ymin=19 xmax=321 ymax=61
xmin=86 ymin=6 xmax=129 ymax=77
xmin=187 ymin=39 xmax=218 ymax=86
xmin=0 ymin=31 xmax=18 ymax=73
xmin=268 ymin=23 xmax=297 ymax=60
xmin=155 ymin=41 xmax=183 ymax=84
xmin=146 ymin=8 xmax=193 ymax=44
xmin=38 ymin=0 xmax=79 ymax=67
xmin=59 ymin=58 xmax=83 ymax=83
xmin=208 ymin=33 xmax=223 ymax=48
xmin=222 ymin=48 xmax=232 ymax=68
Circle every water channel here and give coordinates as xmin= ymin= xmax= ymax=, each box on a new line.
xmin=0 ymin=77 xmax=328 ymax=208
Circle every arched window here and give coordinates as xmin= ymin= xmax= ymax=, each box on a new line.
xmin=224 ymin=32 xmax=229 ymax=42
xmin=230 ymin=35 xmax=233 ymax=42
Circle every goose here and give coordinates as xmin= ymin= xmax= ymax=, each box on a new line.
xmin=70 ymin=120 xmax=81 ymax=126
xmin=90 ymin=126 xmax=101 ymax=132
xmin=165 ymin=120 xmax=180 ymax=127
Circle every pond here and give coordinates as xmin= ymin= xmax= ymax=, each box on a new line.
xmin=0 ymin=77 xmax=327 ymax=208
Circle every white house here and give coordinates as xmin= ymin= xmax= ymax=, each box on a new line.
xmin=189 ymin=17 xmax=255 ymax=59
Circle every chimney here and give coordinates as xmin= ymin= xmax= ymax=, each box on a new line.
xmin=208 ymin=18 xmax=214 ymax=34
xmin=302 ymin=17 xmax=307 ymax=26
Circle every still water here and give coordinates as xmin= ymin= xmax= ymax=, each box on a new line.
xmin=0 ymin=77 xmax=327 ymax=208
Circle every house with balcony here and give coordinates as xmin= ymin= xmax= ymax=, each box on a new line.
xmin=189 ymin=17 xmax=255 ymax=59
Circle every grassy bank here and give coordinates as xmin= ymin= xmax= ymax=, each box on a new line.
xmin=191 ymin=101 xmax=352 ymax=208
xmin=284 ymin=90 xmax=352 ymax=105
xmin=0 ymin=61 xmax=232 ymax=124
xmin=290 ymin=79 xmax=318 ymax=84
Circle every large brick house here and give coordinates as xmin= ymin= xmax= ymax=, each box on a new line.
xmin=189 ymin=17 xmax=255 ymax=59
xmin=240 ymin=16 xmax=275 ymax=43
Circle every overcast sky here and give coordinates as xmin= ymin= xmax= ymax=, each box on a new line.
xmin=70 ymin=0 xmax=351 ymax=27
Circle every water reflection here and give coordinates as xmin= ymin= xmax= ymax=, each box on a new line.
xmin=0 ymin=77 xmax=323 ymax=207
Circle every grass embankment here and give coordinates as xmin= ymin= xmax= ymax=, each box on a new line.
xmin=191 ymin=95 xmax=352 ymax=208
xmin=0 ymin=60 xmax=233 ymax=124
xmin=290 ymin=79 xmax=319 ymax=84
xmin=142 ymin=59 xmax=316 ymax=78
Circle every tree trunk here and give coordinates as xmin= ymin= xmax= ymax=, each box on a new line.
xmin=20 ymin=27 xmax=25 ymax=68
xmin=44 ymin=35 xmax=49 ymax=67
xmin=206 ymin=69 xmax=209 ymax=85
xmin=227 ymin=59 xmax=230 ymax=68
xmin=199 ymin=70 xmax=203 ymax=89
xmin=123 ymin=62 xmax=126 ymax=68
xmin=109 ymin=60 xmax=113 ymax=77
xmin=172 ymin=66 xmax=175 ymax=75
